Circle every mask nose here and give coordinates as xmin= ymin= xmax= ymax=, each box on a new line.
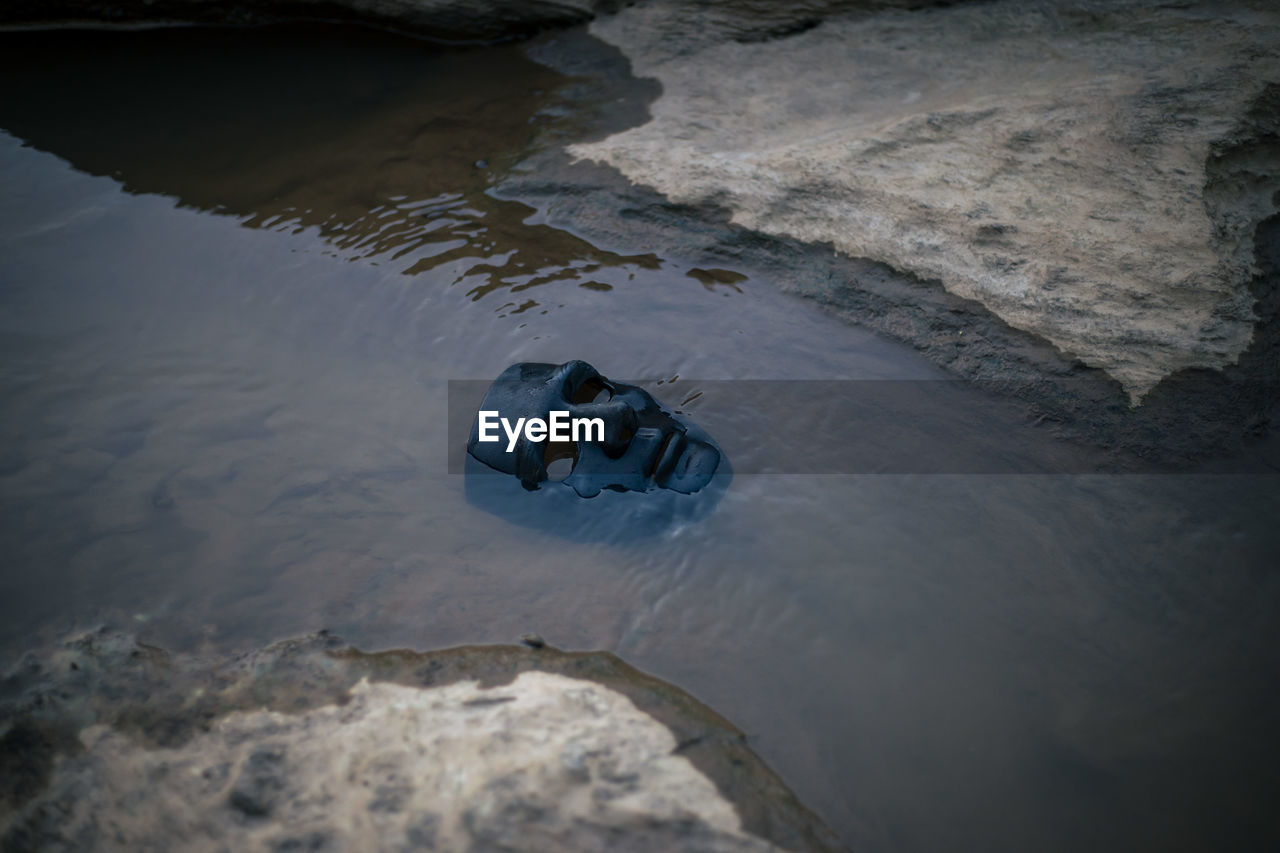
xmin=572 ymin=400 xmax=638 ymax=458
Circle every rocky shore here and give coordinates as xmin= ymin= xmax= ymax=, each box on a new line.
xmin=501 ymin=0 xmax=1280 ymax=465
xmin=568 ymin=0 xmax=1280 ymax=405
xmin=0 ymin=630 xmax=843 ymax=852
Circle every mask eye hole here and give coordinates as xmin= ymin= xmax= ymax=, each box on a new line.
xmin=571 ymin=377 xmax=612 ymax=405
xmin=543 ymin=440 xmax=577 ymax=482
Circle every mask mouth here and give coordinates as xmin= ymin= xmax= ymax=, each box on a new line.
xmin=562 ymin=426 xmax=721 ymax=497
xmin=666 ymin=440 xmax=722 ymax=491
xmin=467 ymin=360 xmax=725 ymax=497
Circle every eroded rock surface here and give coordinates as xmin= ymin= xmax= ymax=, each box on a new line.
xmin=13 ymin=676 xmax=783 ymax=852
xmin=0 ymin=630 xmax=843 ymax=852
xmin=570 ymin=0 xmax=1280 ymax=401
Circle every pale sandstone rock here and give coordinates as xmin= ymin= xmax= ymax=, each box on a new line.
xmin=1 ymin=632 xmax=842 ymax=851
xmin=570 ymin=0 xmax=1280 ymax=401
xmin=9 ymin=674 xmax=783 ymax=852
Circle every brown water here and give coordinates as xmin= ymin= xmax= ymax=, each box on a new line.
xmin=1 ymin=24 xmax=1279 ymax=852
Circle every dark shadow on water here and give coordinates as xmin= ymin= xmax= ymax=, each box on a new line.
xmin=463 ymin=453 xmax=733 ymax=544
xmin=0 ymin=24 xmax=658 ymax=310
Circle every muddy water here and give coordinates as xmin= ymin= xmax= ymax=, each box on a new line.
xmin=2 ymin=25 xmax=1279 ymax=853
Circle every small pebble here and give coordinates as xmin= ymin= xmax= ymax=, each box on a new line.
xmin=521 ymin=633 xmax=545 ymax=649
xmin=474 ymin=159 xmax=488 ymax=170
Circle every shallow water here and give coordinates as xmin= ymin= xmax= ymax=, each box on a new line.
xmin=2 ymin=24 xmax=1279 ymax=852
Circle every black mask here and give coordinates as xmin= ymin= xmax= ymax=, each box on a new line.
xmin=467 ymin=360 xmax=724 ymax=497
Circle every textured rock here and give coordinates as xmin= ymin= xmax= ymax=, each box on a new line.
xmin=569 ymin=0 xmax=1280 ymax=401
xmin=11 ymin=676 xmax=780 ymax=852
xmin=0 ymin=630 xmax=844 ymax=852
xmin=0 ymin=0 xmax=607 ymax=42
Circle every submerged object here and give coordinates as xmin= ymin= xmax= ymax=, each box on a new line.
xmin=467 ymin=360 xmax=724 ymax=498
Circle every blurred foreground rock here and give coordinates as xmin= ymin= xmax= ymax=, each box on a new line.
xmin=0 ymin=630 xmax=843 ymax=852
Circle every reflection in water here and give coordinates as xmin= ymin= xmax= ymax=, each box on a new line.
xmin=464 ymin=454 xmax=732 ymax=543
xmin=0 ymin=25 xmax=659 ymax=311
